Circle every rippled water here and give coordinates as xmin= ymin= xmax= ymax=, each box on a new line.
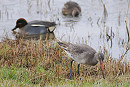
xmin=0 ymin=0 xmax=130 ymax=61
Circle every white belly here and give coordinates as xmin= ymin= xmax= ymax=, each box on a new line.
xmin=65 ymin=50 xmax=86 ymax=64
xmin=72 ymin=56 xmax=86 ymax=64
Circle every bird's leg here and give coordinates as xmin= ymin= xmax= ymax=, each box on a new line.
xmin=77 ymin=64 xmax=80 ymax=76
xmin=69 ymin=60 xmax=74 ymax=79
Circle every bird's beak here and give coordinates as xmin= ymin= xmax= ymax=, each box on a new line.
xmin=100 ymin=61 xmax=105 ymax=79
xmin=12 ymin=26 xmax=17 ymax=31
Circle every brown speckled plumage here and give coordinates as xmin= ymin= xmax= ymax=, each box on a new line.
xmin=62 ymin=1 xmax=81 ymax=17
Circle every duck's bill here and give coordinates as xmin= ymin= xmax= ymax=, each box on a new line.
xmin=12 ymin=26 xmax=17 ymax=31
xmin=100 ymin=61 xmax=105 ymax=79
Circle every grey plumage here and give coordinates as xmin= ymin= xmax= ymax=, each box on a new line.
xmin=12 ymin=18 xmax=56 ymax=35
xmin=57 ymin=41 xmax=105 ymax=79
xmin=57 ymin=42 xmax=104 ymax=65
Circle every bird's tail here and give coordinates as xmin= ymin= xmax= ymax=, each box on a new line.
xmin=47 ymin=26 xmax=56 ymax=32
xmin=57 ymin=38 xmax=71 ymax=50
xmin=57 ymin=41 xmax=68 ymax=48
xmin=46 ymin=22 xmax=56 ymax=33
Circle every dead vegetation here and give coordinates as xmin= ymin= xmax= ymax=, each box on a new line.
xmin=0 ymin=38 xmax=129 ymax=86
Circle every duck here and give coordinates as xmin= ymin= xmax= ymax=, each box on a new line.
xmin=12 ymin=18 xmax=56 ymax=35
xmin=57 ymin=41 xmax=105 ymax=79
xmin=62 ymin=1 xmax=81 ymax=17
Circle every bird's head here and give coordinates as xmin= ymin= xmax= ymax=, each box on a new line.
xmin=12 ymin=18 xmax=28 ymax=31
xmin=95 ymin=52 xmax=105 ymax=79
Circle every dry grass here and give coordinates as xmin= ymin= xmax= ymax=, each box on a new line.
xmin=0 ymin=38 xmax=129 ymax=86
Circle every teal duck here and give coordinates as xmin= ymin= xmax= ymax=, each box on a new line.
xmin=12 ymin=18 xmax=56 ymax=35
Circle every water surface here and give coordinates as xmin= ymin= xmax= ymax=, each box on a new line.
xmin=0 ymin=0 xmax=130 ymax=61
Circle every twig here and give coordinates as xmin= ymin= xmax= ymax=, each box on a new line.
xmin=125 ymin=20 xmax=129 ymax=42
xmin=125 ymin=0 xmax=130 ymax=42
xmin=48 ymin=0 xmax=51 ymax=10
xmin=121 ymin=48 xmax=129 ymax=60
xmin=118 ymin=48 xmax=129 ymax=64
xmin=118 ymin=29 xmax=129 ymax=63
xmin=126 ymin=0 xmax=130 ymax=16
xmin=100 ymin=0 xmax=108 ymax=24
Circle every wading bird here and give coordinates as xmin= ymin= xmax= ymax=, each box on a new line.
xmin=57 ymin=41 xmax=105 ymax=79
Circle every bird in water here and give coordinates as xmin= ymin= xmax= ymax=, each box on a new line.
xmin=62 ymin=1 xmax=81 ymax=17
xmin=12 ymin=18 xmax=56 ymax=35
